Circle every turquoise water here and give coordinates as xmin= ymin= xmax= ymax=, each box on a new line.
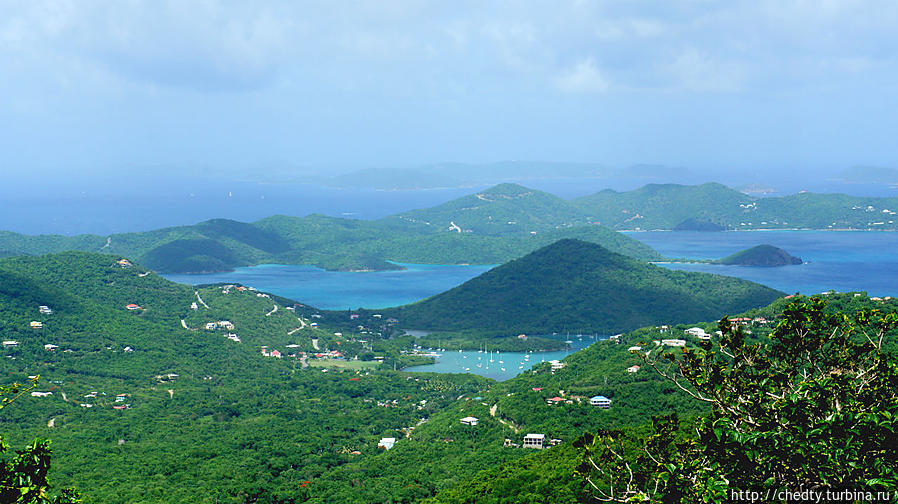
xmin=626 ymin=231 xmax=898 ymax=297
xmin=404 ymin=337 xmax=596 ymax=381
xmin=163 ymin=262 xmax=495 ymax=310
xmin=163 ymin=231 xmax=898 ymax=380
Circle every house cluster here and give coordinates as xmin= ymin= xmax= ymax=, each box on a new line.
xmin=260 ymin=346 xmax=282 ymax=358
xmin=548 ymin=360 xmax=566 ymax=371
xmin=311 ymin=350 xmax=345 ymax=360
xmin=155 ymin=373 xmax=179 ymax=382
xmin=204 ymin=321 xmax=235 ymax=331
xmin=221 ymin=285 xmax=251 ymax=294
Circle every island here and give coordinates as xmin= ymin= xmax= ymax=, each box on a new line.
xmin=714 ymin=244 xmax=803 ymax=267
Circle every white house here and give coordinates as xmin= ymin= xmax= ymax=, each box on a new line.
xmin=627 ymin=365 xmax=640 ymax=373
xmin=378 ymin=437 xmax=396 ymax=450
xmin=44 ymin=344 xmax=59 ymax=351
xmin=549 ymin=360 xmax=566 ymax=371
xmin=31 ymin=391 xmax=53 ymax=397
xmin=30 ymin=321 xmax=43 ymax=329
xmin=460 ymin=416 xmax=479 ymax=426
xmin=590 ymin=395 xmax=612 ymax=408
xmin=628 ymin=346 xmax=642 ymax=352
xmin=2 ymin=341 xmax=18 ymax=347
xmin=661 ymin=339 xmax=686 ymax=347
xmin=39 ymin=306 xmax=53 ymax=315
xmin=523 ymin=433 xmax=545 ymax=449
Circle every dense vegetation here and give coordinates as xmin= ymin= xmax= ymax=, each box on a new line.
xmin=0 ymin=252 xmax=491 ymax=502
xmin=714 ymin=244 xmax=803 ymax=266
xmin=386 ymin=239 xmax=783 ymax=334
xmin=2 ymin=250 xmax=896 ymax=503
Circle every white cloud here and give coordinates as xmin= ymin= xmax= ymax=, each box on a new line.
xmin=556 ymin=57 xmax=610 ymax=93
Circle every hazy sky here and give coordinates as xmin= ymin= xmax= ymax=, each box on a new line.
xmin=2 ymin=1 xmax=897 ymax=178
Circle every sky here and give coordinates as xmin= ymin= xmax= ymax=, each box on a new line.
xmin=1 ymin=0 xmax=897 ymax=180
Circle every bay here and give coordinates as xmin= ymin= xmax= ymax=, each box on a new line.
xmin=404 ymin=337 xmax=596 ymax=381
xmin=163 ymin=262 xmax=495 ymax=310
xmin=626 ymin=230 xmax=898 ymax=297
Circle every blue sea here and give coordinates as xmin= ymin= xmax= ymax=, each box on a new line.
xmin=625 ymin=231 xmax=898 ymax=297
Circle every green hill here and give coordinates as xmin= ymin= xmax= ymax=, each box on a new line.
xmin=0 ymin=187 xmax=661 ymax=273
xmin=378 ymin=183 xmax=591 ymax=235
xmin=386 ymin=239 xmax=783 ymax=334
xmin=715 ymin=244 xmax=803 ymax=266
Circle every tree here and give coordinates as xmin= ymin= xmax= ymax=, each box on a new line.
xmin=575 ymin=297 xmax=898 ymax=502
xmin=0 ymin=376 xmax=81 ymax=504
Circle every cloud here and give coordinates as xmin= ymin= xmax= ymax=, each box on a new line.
xmin=556 ymin=57 xmax=610 ymax=93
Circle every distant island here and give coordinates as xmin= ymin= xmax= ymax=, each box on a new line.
xmin=714 ymin=244 xmax=803 ymax=267
xmin=0 ymin=181 xmax=896 ymax=274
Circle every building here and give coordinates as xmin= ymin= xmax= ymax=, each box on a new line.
xmin=546 ymin=396 xmax=565 ymax=405
xmin=44 ymin=344 xmax=59 ymax=351
xmin=549 ymin=360 xmax=566 ymax=371
xmin=125 ymin=304 xmax=141 ymax=311
xmin=30 ymin=321 xmax=43 ymax=329
xmin=378 ymin=437 xmax=396 ymax=450
xmin=590 ymin=396 xmax=612 ymax=408
xmin=31 ymin=391 xmax=53 ymax=397
xmin=627 ymin=365 xmax=640 ymax=373
xmin=2 ymin=341 xmax=18 ymax=347
xmin=123 ymin=346 xmax=134 ymax=352
xmin=39 ymin=305 xmax=53 ymax=315
xmin=523 ymin=433 xmax=545 ymax=449
xmin=460 ymin=416 xmax=479 ymax=426
xmin=628 ymin=346 xmax=642 ymax=352
xmin=117 ymin=258 xmax=132 ymax=267
xmin=661 ymin=339 xmax=686 ymax=347
xmin=269 ymin=350 xmax=282 ymax=358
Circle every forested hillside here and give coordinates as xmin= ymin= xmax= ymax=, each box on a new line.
xmin=387 ymin=239 xmax=783 ymax=334
xmin=0 ymin=252 xmax=489 ymax=503
xmin=0 ymin=190 xmax=661 ymax=273
xmin=2 ymin=253 xmax=893 ymax=502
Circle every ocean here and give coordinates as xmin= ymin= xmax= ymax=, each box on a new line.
xmin=626 ymin=230 xmax=898 ymax=297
